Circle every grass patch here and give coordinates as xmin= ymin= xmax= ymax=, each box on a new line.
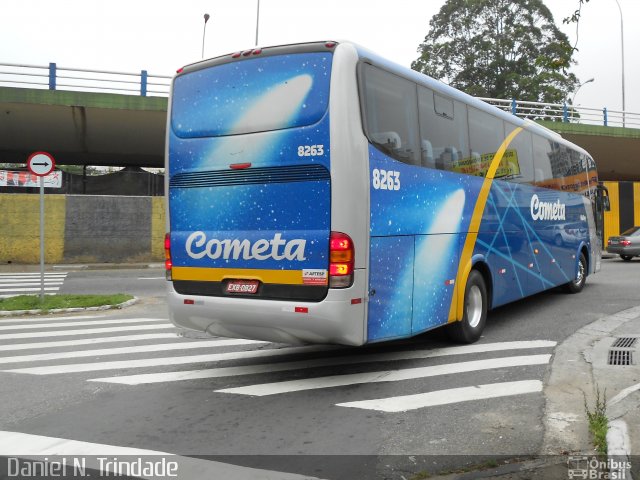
xmin=0 ymin=294 xmax=133 ymax=313
xmin=411 ymin=458 xmax=503 ymax=479
xmin=584 ymin=387 xmax=608 ymax=455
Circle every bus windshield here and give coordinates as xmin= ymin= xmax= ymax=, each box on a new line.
xmin=171 ymin=52 xmax=332 ymax=138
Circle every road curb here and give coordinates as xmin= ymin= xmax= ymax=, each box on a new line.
xmin=542 ymin=305 xmax=640 ymax=457
xmin=0 ymin=296 xmax=138 ymax=317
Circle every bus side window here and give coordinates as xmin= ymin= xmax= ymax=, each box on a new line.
xmin=532 ymin=136 xmax=554 ymax=188
xmin=468 ymin=107 xmax=504 ymax=178
xmin=360 ymin=64 xmax=420 ymax=166
xmin=503 ymin=123 xmax=534 ymax=184
xmin=418 ymin=86 xmax=468 ymax=173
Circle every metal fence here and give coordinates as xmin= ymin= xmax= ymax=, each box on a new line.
xmin=475 ymin=98 xmax=640 ymax=129
xmin=0 ymin=62 xmax=171 ymax=97
xmin=1 ymin=61 xmax=639 ymax=127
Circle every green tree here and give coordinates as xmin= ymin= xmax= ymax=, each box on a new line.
xmin=412 ymin=0 xmax=579 ymax=104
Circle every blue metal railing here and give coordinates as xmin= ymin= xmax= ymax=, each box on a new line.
xmin=0 ymin=62 xmax=171 ymax=97
xmin=478 ymin=97 xmax=640 ymax=129
xmin=1 ymin=61 xmax=639 ymax=128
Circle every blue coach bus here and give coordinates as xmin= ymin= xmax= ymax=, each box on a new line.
xmin=164 ymin=41 xmax=601 ymax=346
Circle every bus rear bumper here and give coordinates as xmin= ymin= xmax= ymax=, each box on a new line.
xmin=166 ymin=270 xmax=367 ymax=346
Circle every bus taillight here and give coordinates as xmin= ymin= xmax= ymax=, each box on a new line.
xmin=164 ymin=233 xmax=172 ymax=280
xmin=329 ymin=232 xmax=354 ymax=288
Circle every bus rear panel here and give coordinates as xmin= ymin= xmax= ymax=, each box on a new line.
xmin=166 ymin=42 xmax=368 ymax=345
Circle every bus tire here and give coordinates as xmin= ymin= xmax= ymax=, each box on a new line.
xmin=447 ymin=269 xmax=487 ymax=344
xmin=563 ymin=252 xmax=587 ymax=294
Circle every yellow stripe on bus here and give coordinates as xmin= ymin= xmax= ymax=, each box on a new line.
xmin=448 ymin=127 xmax=524 ymax=323
xmin=172 ymin=266 xmax=303 ymax=285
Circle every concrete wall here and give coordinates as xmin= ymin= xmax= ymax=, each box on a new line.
xmin=0 ymin=193 xmax=165 ymax=264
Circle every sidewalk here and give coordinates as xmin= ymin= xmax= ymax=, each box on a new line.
xmin=543 ymin=305 xmax=639 ymax=458
xmin=436 ymin=306 xmax=640 ymax=479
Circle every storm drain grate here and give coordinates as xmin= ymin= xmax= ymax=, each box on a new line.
xmin=608 ymin=350 xmax=633 ymax=366
xmin=612 ymin=337 xmax=638 ymax=348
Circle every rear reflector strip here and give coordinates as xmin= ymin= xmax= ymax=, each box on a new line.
xmin=230 ymin=163 xmax=252 ymax=170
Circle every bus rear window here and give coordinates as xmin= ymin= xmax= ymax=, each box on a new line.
xmin=171 ymin=52 xmax=332 ymax=138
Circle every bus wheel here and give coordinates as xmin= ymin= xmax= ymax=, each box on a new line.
xmin=564 ymin=252 xmax=587 ymax=294
xmin=447 ymin=270 xmax=487 ymax=344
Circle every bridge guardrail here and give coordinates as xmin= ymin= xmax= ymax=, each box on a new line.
xmin=477 ymin=97 xmax=640 ymax=129
xmin=0 ymin=62 xmax=171 ymax=97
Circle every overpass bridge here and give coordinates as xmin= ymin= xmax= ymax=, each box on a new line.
xmin=2 ymin=61 xmax=640 ymax=264
xmin=1 ymin=62 xmax=640 ymax=181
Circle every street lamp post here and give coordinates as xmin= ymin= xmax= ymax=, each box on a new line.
xmin=571 ymin=77 xmax=595 ymax=106
xmin=614 ymin=0 xmax=625 ymax=126
xmin=255 ymin=0 xmax=260 ymax=46
xmin=202 ymin=13 xmax=210 ymax=59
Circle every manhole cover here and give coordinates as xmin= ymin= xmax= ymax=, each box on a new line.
xmin=608 ymin=349 xmax=633 ymax=366
xmin=612 ymin=337 xmax=638 ymax=349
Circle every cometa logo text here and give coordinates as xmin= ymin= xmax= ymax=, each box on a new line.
xmin=186 ymin=231 xmax=307 ymax=261
xmin=530 ymin=194 xmax=566 ymax=221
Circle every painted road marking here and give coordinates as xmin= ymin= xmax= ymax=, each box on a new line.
xmin=0 ymin=272 xmax=68 ymax=277
xmin=0 ymin=317 xmax=166 ymax=332
xmin=336 ymin=380 xmax=543 ymax=412
xmin=0 ymin=333 xmax=179 ymax=352
xmin=0 ymin=338 xmax=267 ymax=365
xmin=0 ymin=315 xmax=107 ymax=324
xmin=2 ymin=345 xmax=334 ymax=375
xmin=0 ymin=281 xmax=64 ymax=287
xmin=0 ymin=324 xmax=176 ymax=341
xmin=90 ymin=340 xmax=556 ymax=386
xmin=216 ymin=354 xmax=551 ymax=396
xmin=0 ymin=287 xmax=61 ymax=294
xmin=0 ymin=272 xmax=69 ymax=297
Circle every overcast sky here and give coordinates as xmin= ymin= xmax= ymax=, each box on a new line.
xmin=1 ymin=0 xmax=637 ymax=115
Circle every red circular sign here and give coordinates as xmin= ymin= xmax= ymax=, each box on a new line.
xmin=27 ymin=151 xmax=56 ymax=176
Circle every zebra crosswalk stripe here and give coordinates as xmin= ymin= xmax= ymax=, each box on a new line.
xmin=0 ymin=287 xmax=61 ymax=293
xmin=0 ymin=338 xmax=266 ymax=365
xmin=0 ymin=333 xmax=179 ymax=352
xmin=0 ymin=323 xmax=176 ymax=341
xmin=336 ymin=380 xmax=544 ymax=412
xmin=0 ymin=272 xmax=68 ymax=297
xmin=215 ymin=354 xmax=551 ymax=396
xmin=0 ymin=318 xmax=166 ymax=332
xmin=0 ymin=315 xmax=107 ymax=325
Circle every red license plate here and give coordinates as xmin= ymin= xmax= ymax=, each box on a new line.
xmin=225 ymin=280 xmax=260 ymax=295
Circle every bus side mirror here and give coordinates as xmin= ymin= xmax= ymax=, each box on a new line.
xmin=603 ymin=196 xmax=610 ymax=212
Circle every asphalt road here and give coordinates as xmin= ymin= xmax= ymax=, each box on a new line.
xmin=0 ymin=257 xmax=638 ymax=479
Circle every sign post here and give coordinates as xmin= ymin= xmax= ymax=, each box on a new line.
xmin=27 ymin=152 xmax=56 ymax=302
